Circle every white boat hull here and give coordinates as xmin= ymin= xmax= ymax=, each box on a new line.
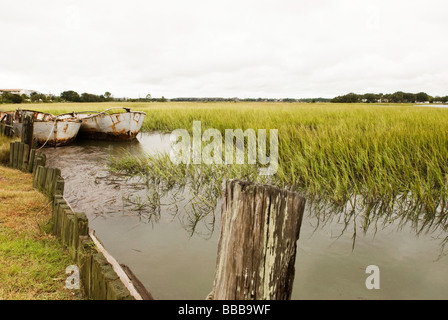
xmin=77 ymin=111 xmax=146 ymax=141
xmin=13 ymin=120 xmax=82 ymax=146
xmin=7 ymin=110 xmax=81 ymax=147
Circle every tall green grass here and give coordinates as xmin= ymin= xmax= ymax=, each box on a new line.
xmin=106 ymin=102 xmax=448 ymax=239
xmin=3 ymin=102 xmax=448 ymax=238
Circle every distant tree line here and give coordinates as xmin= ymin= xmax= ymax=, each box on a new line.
xmin=0 ymin=90 xmax=165 ymax=104
xmin=59 ymin=90 xmax=114 ymax=102
xmin=170 ymin=97 xmax=331 ymax=102
xmin=2 ymin=89 xmax=448 ymax=104
xmin=0 ymin=90 xmax=115 ymax=104
xmin=0 ymin=91 xmax=59 ymax=104
xmin=126 ymin=96 xmax=167 ymax=102
xmin=331 ymin=91 xmax=448 ymax=103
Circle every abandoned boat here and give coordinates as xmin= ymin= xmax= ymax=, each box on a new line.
xmin=1 ymin=109 xmax=82 ymax=147
xmin=72 ymin=107 xmax=146 ymax=141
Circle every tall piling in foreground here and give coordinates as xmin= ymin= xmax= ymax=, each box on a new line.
xmin=211 ymin=179 xmax=306 ymax=300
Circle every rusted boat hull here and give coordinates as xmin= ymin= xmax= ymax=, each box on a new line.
xmin=14 ymin=121 xmax=82 ymax=146
xmin=76 ymin=110 xmax=146 ymax=141
xmin=5 ymin=110 xmax=82 ymax=147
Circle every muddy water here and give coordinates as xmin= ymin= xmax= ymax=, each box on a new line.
xmin=42 ymin=132 xmax=448 ymax=300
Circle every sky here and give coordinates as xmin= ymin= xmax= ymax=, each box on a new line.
xmin=1 ymin=0 xmax=447 ymax=99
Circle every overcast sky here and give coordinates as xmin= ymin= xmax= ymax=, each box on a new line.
xmin=1 ymin=0 xmax=447 ymax=99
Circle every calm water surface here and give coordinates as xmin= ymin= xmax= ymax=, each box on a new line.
xmin=42 ymin=132 xmax=448 ymax=300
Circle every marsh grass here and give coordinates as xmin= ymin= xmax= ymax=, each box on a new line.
xmin=3 ymin=102 xmax=448 ymax=242
xmin=104 ymin=102 xmax=448 ymax=242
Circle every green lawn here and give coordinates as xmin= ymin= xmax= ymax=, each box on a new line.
xmin=0 ymin=164 xmax=81 ymax=300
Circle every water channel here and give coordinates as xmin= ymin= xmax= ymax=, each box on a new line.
xmin=42 ymin=132 xmax=448 ymax=300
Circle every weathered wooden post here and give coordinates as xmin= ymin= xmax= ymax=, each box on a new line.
xmin=21 ymin=143 xmax=30 ymax=171
xmin=33 ymin=152 xmax=46 ymax=173
xmin=27 ymin=149 xmax=36 ymax=173
xmin=21 ymin=113 xmax=34 ymax=146
xmin=9 ymin=142 xmax=14 ymax=168
xmin=4 ymin=113 xmax=13 ymax=137
xmin=12 ymin=142 xmax=19 ymax=168
xmin=211 ymin=180 xmax=306 ymax=300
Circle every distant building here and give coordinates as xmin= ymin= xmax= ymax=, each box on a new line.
xmin=0 ymin=89 xmax=39 ymax=96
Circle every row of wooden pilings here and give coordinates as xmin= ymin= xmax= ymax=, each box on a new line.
xmin=7 ymin=115 xmax=307 ymax=300
xmin=9 ymin=138 xmax=152 ymax=300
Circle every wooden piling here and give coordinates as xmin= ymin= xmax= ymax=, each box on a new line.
xmin=17 ymin=143 xmax=24 ymax=170
xmin=52 ymin=195 xmax=64 ymax=226
xmin=69 ymin=212 xmax=87 ymax=260
xmin=44 ymin=167 xmax=53 ymax=194
xmin=4 ymin=113 xmax=13 ymax=137
xmin=39 ymin=166 xmax=48 ymax=191
xmin=91 ymin=253 xmax=109 ymax=300
xmin=33 ymin=165 xmax=42 ymax=188
xmin=21 ymin=114 xmax=34 ymax=146
xmin=12 ymin=142 xmax=19 ymax=168
xmin=27 ymin=149 xmax=36 ymax=173
xmin=211 ymin=180 xmax=306 ymax=300
xmin=75 ymin=212 xmax=88 ymax=237
xmin=34 ymin=153 xmax=46 ymax=172
xmin=54 ymin=177 xmax=65 ymax=196
xmin=21 ymin=144 xmax=30 ymax=171
xmin=55 ymin=204 xmax=70 ymax=238
xmin=77 ymin=236 xmax=95 ymax=298
xmin=9 ymin=142 xmax=14 ymax=168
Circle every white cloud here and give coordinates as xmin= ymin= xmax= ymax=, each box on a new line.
xmin=0 ymin=0 xmax=447 ymax=98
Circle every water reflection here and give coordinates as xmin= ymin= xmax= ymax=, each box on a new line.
xmin=305 ymin=195 xmax=448 ymax=256
xmin=109 ymin=154 xmax=448 ymax=253
xmin=41 ymin=131 xmax=448 ymax=251
xmin=42 ymin=132 xmax=219 ymax=238
xmin=119 ymin=174 xmax=220 ymax=239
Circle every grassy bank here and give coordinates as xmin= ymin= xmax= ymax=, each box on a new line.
xmin=0 ymin=163 xmax=81 ymax=299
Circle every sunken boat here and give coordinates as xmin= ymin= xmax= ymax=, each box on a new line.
xmin=0 ymin=109 xmax=82 ymax=147
xmin=72 ymin=107 xmax=146 ymax=141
